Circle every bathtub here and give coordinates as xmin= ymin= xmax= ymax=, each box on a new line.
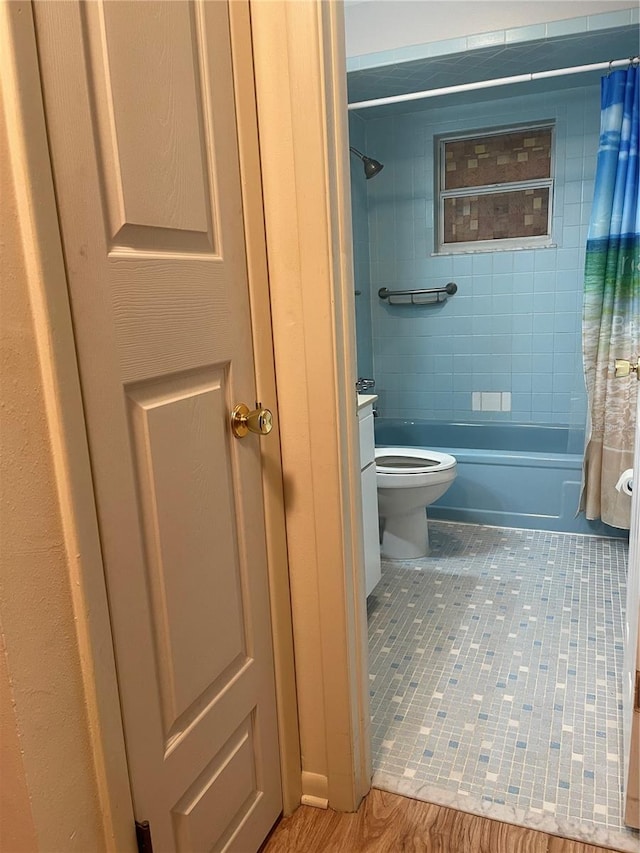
xmin=374 ymin=419 xmax=626 ymax=538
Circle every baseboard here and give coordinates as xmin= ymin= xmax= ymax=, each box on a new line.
xmin=300 ymin=771 xmax=329 ymax=809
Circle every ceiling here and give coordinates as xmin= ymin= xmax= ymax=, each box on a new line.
xmin=347 ymin=25 xmax=639 ymax=116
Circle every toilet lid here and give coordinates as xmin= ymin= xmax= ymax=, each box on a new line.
xmin=375 ymin=446 xmax=456 ymax=474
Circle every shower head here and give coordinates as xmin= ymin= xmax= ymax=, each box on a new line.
xmin=349 ymin=146 xmax=384 ymax=179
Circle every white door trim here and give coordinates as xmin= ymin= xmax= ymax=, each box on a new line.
xmin=250 ymin=0 xmax=371 ymax=811
xmin=228 ymin=2 xmax=303 ymax=814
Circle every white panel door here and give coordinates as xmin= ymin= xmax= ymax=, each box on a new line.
xmin=33 ymin=2 xmax=282 ymax=850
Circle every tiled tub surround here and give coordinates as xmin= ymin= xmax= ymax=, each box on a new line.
xmin=354 ymin=83 xmax=601 ymax=425
xmin=350 ymin=112 xmax=374 ymax=379
xmin=345 ymin=9 xmax=639 ymax=73
xmin=368 ymin=521 xmax=637 ymax=852
xmin=375 ymin=419 xmax=625 ymax=538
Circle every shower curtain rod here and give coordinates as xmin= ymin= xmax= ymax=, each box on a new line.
xmin=348 ymin=55 xmax=639 ymax=111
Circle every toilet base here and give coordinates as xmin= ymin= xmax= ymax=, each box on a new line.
xmin=381 ymin=508 xmax=430 ymax=560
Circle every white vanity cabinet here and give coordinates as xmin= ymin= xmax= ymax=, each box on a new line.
xmin=358 ymin=395 xmax=381 ymax=597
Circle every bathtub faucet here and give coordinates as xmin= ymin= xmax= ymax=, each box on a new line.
xmin=356 ymin=377 xmax=375 ymax=393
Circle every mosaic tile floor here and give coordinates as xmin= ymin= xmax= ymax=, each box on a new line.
xmin=368 ymin=521 xmax=639 ymax=852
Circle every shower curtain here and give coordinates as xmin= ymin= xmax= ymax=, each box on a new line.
xmin=581 ymin=64 xmax=639 ymax=529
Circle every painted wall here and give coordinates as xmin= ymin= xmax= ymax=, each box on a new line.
xmin=354 ymin=82 xmax=600 ymax=424
xmin=344 ymin=0 xmax=638 ymax=58
xmin=0 ymin=9 xmax=136 ymax=846
xmin=0 ymin=103 xmax=108 ymax=851
xmin=0 ymin=627 xmax=37 ymax=853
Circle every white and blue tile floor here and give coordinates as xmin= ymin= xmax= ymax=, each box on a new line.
xmin=368 ymin=521 xmax=639 ymax=852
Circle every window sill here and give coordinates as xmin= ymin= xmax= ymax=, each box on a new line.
xmin=432 ymin=242 xmax=557 ymax=257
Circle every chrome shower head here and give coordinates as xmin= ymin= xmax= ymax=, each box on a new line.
xmin=349 ymin=146 xmax=384 ymax=179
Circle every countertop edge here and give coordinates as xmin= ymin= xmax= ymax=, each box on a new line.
xmin=357 ymin=393 xmax=378 ymax=411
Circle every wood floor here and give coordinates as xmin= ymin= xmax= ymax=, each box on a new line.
xmin=262 ymin=789 xmax=618 ymax=852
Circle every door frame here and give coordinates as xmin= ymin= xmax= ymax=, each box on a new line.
xmin=250 ymin=0 xmax=370 ymax=811
xmin=2 ymin=0 xmax=368 ymax=846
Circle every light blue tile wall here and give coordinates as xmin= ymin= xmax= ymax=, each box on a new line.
xmin=346 ymin=8 xmax=637 ymax=71
xmin=355 ymin=83 xmax=600 ymax=424
xmin=349 ymin=112 xmax=374 ymax=378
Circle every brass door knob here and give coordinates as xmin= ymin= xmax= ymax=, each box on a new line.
xmin=231 ymin=403 xmax=273 ymax=438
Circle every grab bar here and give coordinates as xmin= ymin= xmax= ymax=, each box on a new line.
xmin=378 ymin=282 xmax=457 ymax=305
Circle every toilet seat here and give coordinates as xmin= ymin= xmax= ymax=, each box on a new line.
xmin=375 ymin=446 xmax=456 ymax=474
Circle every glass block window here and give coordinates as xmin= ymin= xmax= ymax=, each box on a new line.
xmin=437 ymin=124 xmax=554 ymax=252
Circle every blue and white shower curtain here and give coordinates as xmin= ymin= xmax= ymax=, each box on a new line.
xmin=581 ymin=64 xmax=639 ymax=529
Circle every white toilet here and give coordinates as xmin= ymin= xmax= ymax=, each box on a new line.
xmin=375 ymin=447 xmax=457 ymax=559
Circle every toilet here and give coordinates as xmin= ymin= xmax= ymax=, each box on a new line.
xmin=375 ymin=447 xmax=457 ymax=559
